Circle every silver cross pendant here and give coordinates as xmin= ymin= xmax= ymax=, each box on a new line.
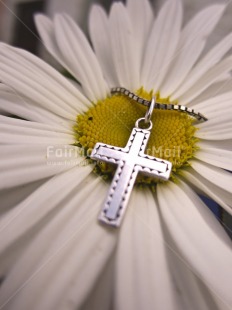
xmin=90 ymin=116 xmax=172 ymax=227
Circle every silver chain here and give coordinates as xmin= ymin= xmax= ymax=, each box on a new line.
xmin=111 ymin=87 xmax=208 ymax=122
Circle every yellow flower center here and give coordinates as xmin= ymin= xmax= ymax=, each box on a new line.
xmin=75 ymin=88 xmax=198 ymax=185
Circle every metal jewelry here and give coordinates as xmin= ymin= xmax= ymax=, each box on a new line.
xmin=91 ymin=94 xmax=174 ymax=227
xmin=111 ymin=87 xmax=208 ymax=122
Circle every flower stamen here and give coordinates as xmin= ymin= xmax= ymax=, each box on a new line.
xmin=75 ymin=89 xmax=198 ymax=184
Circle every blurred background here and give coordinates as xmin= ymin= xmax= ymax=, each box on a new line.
xmin=0 ymin=0 xmax=231 ymax=237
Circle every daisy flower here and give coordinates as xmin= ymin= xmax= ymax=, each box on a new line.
xmin=0 ymin=0 xmax=232 ymax=309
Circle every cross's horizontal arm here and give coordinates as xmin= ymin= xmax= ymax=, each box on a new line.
xmin=136 ymin=155 xmax=172 ymax=180
xmin=91 ymin=143 xmax=125 ymax=162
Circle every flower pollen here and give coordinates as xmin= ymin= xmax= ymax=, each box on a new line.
xmin=75 ymin=89 xmax=198 ymax=184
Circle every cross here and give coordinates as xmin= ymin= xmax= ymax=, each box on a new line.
xmin=91 ymin=127 xmax=172 ymax=227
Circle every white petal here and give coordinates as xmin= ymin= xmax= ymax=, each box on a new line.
xmin=54 ymin=14 xmax=109 ymax=101
xmin=192 ymin=92 xmax=232 ymax=116
xmin=182 ymin=168 xmax=232 ymax=216
xmin=1 ymin=44 xmax=90 ymax=111
xmin=80 ymin=254 xmax=114 ymax=310
xmin=0 ymin=176 xmax=117 ymax=310
xmin=158 ymin=179 xmax=231 ymax=248
xmin=198 ymin=115 xmax=232 ymax=130
xmin=197 ymin=139 xmax=232 ymax=151
xmin=163 ymin=4 xmax=227 ymax=97
xmin=126 ymin=0 xmax=153 ymax=66
xmin=195 ymin=142 xmax=232 ymax=170
xmin=141 ymin=0 xmax=183 ymax=91
xmin=109 ymin=2 xmax=140 ymax=91
xmin=160 ymin=40 xmax=205 ymax=98
xmin=0 ymin=179 xmax=47 ymax=215
xmin=0 ymin=116 xmax=74 ymax=145
xmin=164 ymin=231 xmax=224 ymax=310
xmin=191 ymin=80 xmax=232 ymax=105
xmin=88 ymin=5 xmax=118 ymax=87
xmin=0 ymin=44 xmax=90 ymax=119
xmin=196 ymin=127 xmax=232 ymax=141
xmin=196 ymin=126 xmax=232 ymax=142
xmin=174 ymin=30 xmax=232 ymax=97
xmin=0 ymin=165 xmax=92 ymax=256
xmin=0 ymin=144 xmax=85 ymax=189
xmin=194 ymin=94 xmax=232 ymax=139
xmin=174 ymin=56 xmax=232 ymax=104
xmin=114 ymin=188 xmax=177 ymax=310
xmin=157 ymin=181 xmax=232 ymax=309
xmin=190 ymin=159 xmax=232 ymax=193
xmin=0 ymin=83 xmax=11 ymax=92
xmin=34 ymin=15 xmax=75 ymax=79
xmin=0 ymin=89 xmax=73 ymax=130
xmin=35 ymin=14 xmax=109 ymax=102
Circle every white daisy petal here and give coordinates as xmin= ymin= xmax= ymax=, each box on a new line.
xmin=192 ymin=92 xmax=232 ymax=116
xmin=0 ymin=66 xmax=74 ymax=120
xmin=35 ymin=13 xmax=109 ymax=102
xmin=0 ymin=44 xmax=90 ymax=119
xmin=196 ymin=119 xmax=232 ymax=141
xmin=1 ymin=44 xmax=90 ymax=112
xmin=0 ymin=179 xmax=48 ymax=215
xmin=190 ymin=80 xmax=232 ymax=105
xmin=126 ymin=0 xmax=153 ymax=65
xmin=109 ymin=2 xmax=140 ymax=91
xmin=0 ymin=89 xmax=73 ymax=130
xmin=197 ymin=139 xmax=232 ymax=151
xmin=214 ymin=73 xmax=231 ymax=84
xmin=34 ymin=14 xmax=76 ymax=79
xmin=0 ymin=176 xmax=117 ymax=310
xmin=54 ymin=14 xmax=109 ymax=101
xmin=190 ymin=159 xmax=232 ymax=193
xmin=182 ymin=168 xmax=232 ymax=217
xmin=157 ymin=181 xmax=232 ymax=309
xmin=114 ymin=188 xmax=177 ymax=310
xmin=162 ymin=4 xmax=227 ymax=97
xmin=194 ymin=143 xmax=232 ymax=170
xmin=0 ymin=83 xmax=11 ymax=92
xmin=0 ymin=116 xmax=74 ymax=145
xmin=0 ymin=165 xmax=92 ymax=256
xmin=196 ymin=127 xmax=232 ymax=141
xmin=192 ymin=94 xmax=232 ymax=139
xmin=89 ymin=5 xmax=118 ymax=87
xmin=0 ymin=172 xmax=94 ymax=299
xmin=174 ymin=56 xmax=232 ymax=104
xmin=198 ymin=116 xmax=232 ymax=130
xmin=165 ymin=232 xmax=223 ymax=310
xmin=80 ymin=255 xmax=114 ymax=310
xmin=158 ymin=180 xmax=232 ymax=248
xmin=0 ymin=144 xmax=84 ymax=189
xmin=172 ymin=30 xmax=232 ymax=99
xmin=141 ymin=0 xmax=183 ymax=91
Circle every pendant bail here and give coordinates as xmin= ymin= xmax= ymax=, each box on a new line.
xmin=135 ymin=118 xmax=153 ymax=131
xmin=145 ymin=96 xmax=156 ymax=124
